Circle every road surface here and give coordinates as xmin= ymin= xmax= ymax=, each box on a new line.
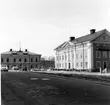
xmin=1 ymin=71 xmax=110 ymax=105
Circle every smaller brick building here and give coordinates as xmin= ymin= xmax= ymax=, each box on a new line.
xmin=1 ymin=49 xmax=41 ymax=71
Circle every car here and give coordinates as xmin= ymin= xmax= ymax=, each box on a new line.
xmin=11 ymin=66 xmax=19 ymax=70
xmin=1 ymin=65 xmax=8 ymax=72
xmin=47 ymin=68 xmax=51 ymax=71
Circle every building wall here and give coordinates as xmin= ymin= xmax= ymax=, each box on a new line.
xmin=93 ymin=43 xmax=110 ymax=72
xmin=55 ymin=41 xmax=92 ymax=70
xmin=55 ymin=30 xmax=110 ymax=72
xmin=1 ymin=52 xmax=41 ymax=70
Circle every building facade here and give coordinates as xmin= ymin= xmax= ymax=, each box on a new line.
xmin=54 ymin=29 xmax=110 ymax=72
xmin=1 ymin=49 xmax=41 ymax=70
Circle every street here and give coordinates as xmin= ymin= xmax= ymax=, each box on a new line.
xmin=1 ymin=71 xmax=110 ymax=105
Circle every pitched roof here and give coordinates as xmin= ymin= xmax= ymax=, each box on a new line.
xmin=74 ymin=29 xmax=108 ymax=43
xmin=1 ymin=50 xmax=41 ymax=55
xmin=54 ymin=41 xmax=67 ymax=50
xmin=55 ymin=29 xmax=110 ymax=50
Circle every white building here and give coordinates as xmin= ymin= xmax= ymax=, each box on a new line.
xmin=54 ymin=29 xmax=110 ymax=72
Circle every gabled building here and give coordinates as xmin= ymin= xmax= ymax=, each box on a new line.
xmin=1 ymin=49 xmax=41 ymax=71
xmin=54 ymin=29 xmax=110 ymax=72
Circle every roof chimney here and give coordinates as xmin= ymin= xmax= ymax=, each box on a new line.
xmin=70 ymin=37 xmax=75 ymax=42
xmin=25 ymin=49 xmax=28 ymax=52
xmin=10 ymin=49 xmax=12 ymax=51
xmin=90 ymin=29 xmax=96 ymax=34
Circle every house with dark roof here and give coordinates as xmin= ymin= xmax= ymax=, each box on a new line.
xmin=54 ymin=29 xmax=110 ymax=72
xmin=1 ymin=49 xmax=41 ymax=71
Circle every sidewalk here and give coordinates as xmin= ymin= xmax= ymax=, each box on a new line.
xmin=37 ymin=70 xmax=110 ymax=77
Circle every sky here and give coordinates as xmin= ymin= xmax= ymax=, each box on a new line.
xmin=0 ymin=0 xmax=110 ymax=57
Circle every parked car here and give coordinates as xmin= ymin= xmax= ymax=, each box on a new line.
xmin=1 ymin=65 xmax=8 ymax=72
xmin=11 ymin=66 xmax=19 ymax=70
xmin=47 ymin=68 xmax=51 ymax=71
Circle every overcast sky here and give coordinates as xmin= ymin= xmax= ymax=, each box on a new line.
xmin=0 ymin=0 xmax=110 ymax=57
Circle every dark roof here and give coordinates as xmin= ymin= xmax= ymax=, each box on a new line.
xmin=1 ymin=50 xmax=41 ymax=55
xmin=74 ymin=29 xmax=108 ymax=43
xmin=55 ymin=29 xmax=110 ymax=50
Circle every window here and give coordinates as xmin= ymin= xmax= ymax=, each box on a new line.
xmin=7 ymin=58 xmax=9 ymax=62
xmin=36 ymin=58 xmax=38 ymax=62
xmin=14 ymin=58 xmax=16 ymax=62
xmin=24 ymin=58 xmax=27 ymax=62
xmin=62 ymin=63 xmax=64 ymax=68
xmin=65 ymin=63 xmax=67 ymax=68
xmin=72 ymin=54 xmax=74 ymax=59
xmin=96 ymin=61 xmax=101 ymax=68
xmin=19 ymin=58 xmax=21 ymax=62
xmin=23 ymin=53 xmax=28 ymax=55
xmin=12 ymin=52 xmax=17 ymax=55
xmin=103 ymin=51 xmax=107 ymax=58
xmin=62 ymin=55 xmax=64 ymax=60
xmin=59 ymin=63 xmax=61 ymax=67
xmin=85 ymin=62 xmax=88 ymax=68
xmin=31 ymin=65 xmax=33 ymax=68
xmin=31 ymin=58 xmax=33 ymax=62
xmin=65 ymin=55 xmax=67 ymax=60
xmin=1 ymin=58 xmax=3 ymax=62
xmin=57 ymin=64 xmax=59 ymax=68
xmin=76 ymin=63 xmax=78 ymax=67
xmin=96 ymin=51 xmax=101 ymax=58
xmin=81 ymin=62 xmax=83 ymax=67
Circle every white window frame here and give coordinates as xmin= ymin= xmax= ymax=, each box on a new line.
xmin=96 ymin=61 xmax=101 ymax=68
xmin=96 ymin=51 xmax=101 ymax=58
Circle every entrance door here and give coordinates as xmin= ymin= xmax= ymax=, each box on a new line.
xmin=103 ymin=61 xmax=107 ymax=69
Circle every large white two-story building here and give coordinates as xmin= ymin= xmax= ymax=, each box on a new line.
xmin=54 ymin=29 xmax=110 ymax=72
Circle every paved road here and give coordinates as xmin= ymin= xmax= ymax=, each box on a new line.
xmin=1 ymin=72 xmax=110 ymax=105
